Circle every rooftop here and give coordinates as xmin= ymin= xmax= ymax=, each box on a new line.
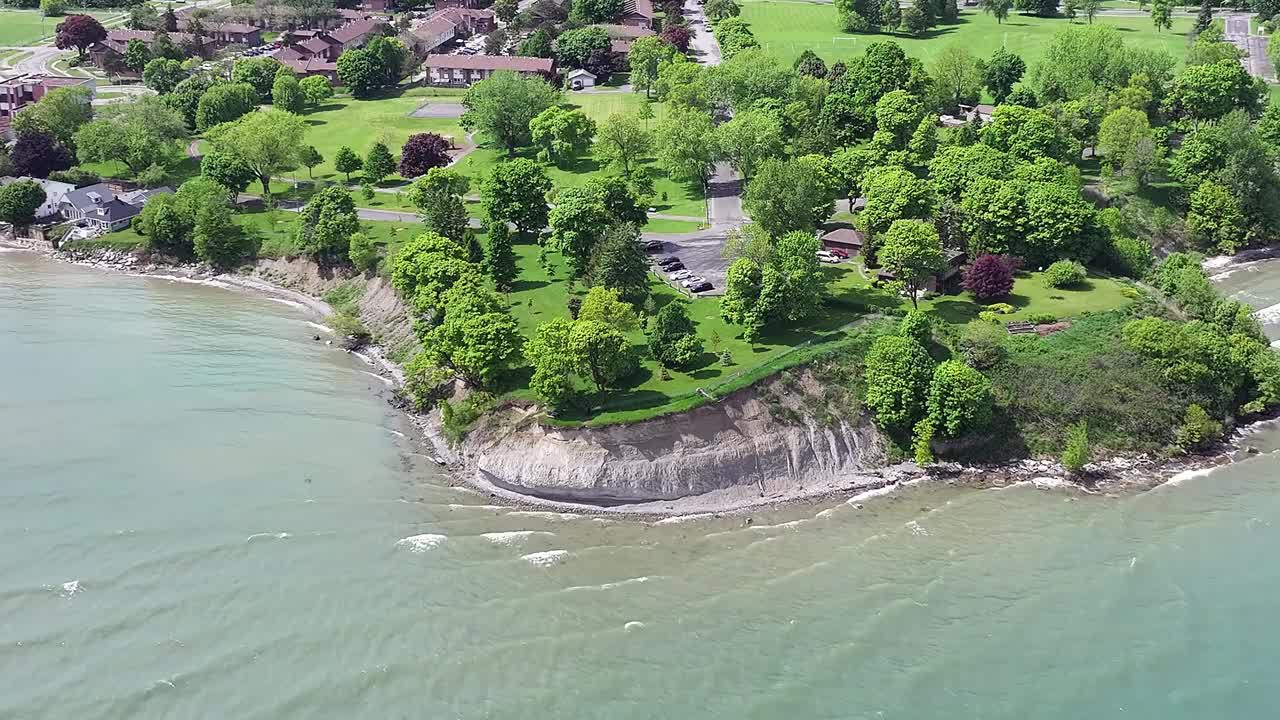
xmin=423 ymin=54 xmax=553 ymax=72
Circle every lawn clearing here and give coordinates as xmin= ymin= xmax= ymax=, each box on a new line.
xmin=740 ymin=1 xmax=1196 ymax=73
xmin=0 ymin=9 xmax=119 ymax=46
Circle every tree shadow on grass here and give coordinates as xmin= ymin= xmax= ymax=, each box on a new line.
xmin=512 ymin=279 xmax=550 ymax=292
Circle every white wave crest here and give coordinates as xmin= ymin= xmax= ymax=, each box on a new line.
xmin=448 ymin=503 xmax=505 ymax=511
xmin=566 ymin=576 xmax=651 ymax=592
xmin=396 ymin=533 xmax=447 ymax=552
xmin=521 ymin=549 xmax=569 ymax=567
xmin=624 ymin=621 xmax=646 ymax=631
xmin=362 ymin=371 xmax=394 ymax=386
xmin=246 ymin=532 xmax=290 ymax=541
xmin=1252 ymin=302 xmax=1280 ymax=324
xmin=1165 ymin=466 xmax=1222 ymax=486
xmin=481 ymin=530 xmax=555 ymax=545
xmin=653 ymin=512 xmax=717 ymax=525
xmin=905 ymin=520 xmax=930 ymax=536
xmin=304 ymin=321 xmax=332 ymax=333
xmin=61 ymin=580 xmax=82 ymax=597
xmin=266 ymin=297 xmax=308 ymax=310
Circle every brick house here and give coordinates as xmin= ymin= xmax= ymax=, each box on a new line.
xmin=404 ymin=8 xmax=496 ymax=58
xmin=0 ymin=74 xmax=93 ymax=123
xmin=423 ymin=55 xmax=553 ymax=86
xmin=200 ymin=22 xmax=263 ymax=47
xmin=618 ymin=0 xmax=654 ymax=29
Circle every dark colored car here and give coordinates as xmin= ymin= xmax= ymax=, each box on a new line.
xmin=689 ymin=281 xmax=713 ymax=293
xmin=645 ymin=240 xmax=665 ymax=252
xmin=657 ymin=256 xmax=682 ymax=267
xmin=664 ymin=262 xmax=686 ymax=272
xmin=828 ymin=248 xmax=849 ymax=259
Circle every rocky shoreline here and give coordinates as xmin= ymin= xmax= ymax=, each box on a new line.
xmin=10 ymin=241 xmax=1274 ymax=519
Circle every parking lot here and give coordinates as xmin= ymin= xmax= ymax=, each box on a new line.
xmin=646 ymin=232 xmax=729 ymax=297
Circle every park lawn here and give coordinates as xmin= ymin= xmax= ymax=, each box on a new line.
xmin=239 ymin=206 xmax=417 ymax=258
xmin=824 ymin=260 xmax=1135 ymax=323
xmin=644 ymin=217 xmax=707 ymax=233
xmin=739 ymin=1 xmax=1197 ymax=71
xmin=500 ymin=235 xmax=865 ymax=424
xmin=0 ymin=9 xmax=119 ymax=46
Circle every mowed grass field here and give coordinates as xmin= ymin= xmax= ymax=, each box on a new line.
xmin=739 ymin=1 xmax=1197 ymax=69
xmin=0 ymin=9 xmax=120 ymax=46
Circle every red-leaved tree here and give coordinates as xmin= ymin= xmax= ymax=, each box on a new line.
xmin=398 ymin=133 xmax=451 ymax=179
xmin=55 ymin=15 xmax=108 ymax=59
xmin=660 ymin=25 xmax=691 ymax=52
xmin=963 ymin=254 xmax=1015 ymax=300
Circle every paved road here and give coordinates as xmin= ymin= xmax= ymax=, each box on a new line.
xmin=1225 ymin=14 xmax=1276 ymax=82
xmin=684 ymin=0 xmax=722 ymax=66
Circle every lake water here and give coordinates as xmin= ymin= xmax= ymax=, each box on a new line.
xmin=5 ymin=250 xmax=1280 ymax=719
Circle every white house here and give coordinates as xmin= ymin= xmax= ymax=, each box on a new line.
xmin=0 ymin=176 xmax=74 ymax=221
xmin=567 ymin=68 xmax=597 ymax=90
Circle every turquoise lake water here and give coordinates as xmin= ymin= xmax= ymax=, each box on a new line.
xmin=4 ymin=249 xmax=1280 ymax=719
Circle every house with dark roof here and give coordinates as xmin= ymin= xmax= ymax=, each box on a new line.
xmin=273 ymin=17 xmax=389 ymax=80
xmin=423 ymin=54 xmax=553 ymax=86
xmin=592 ymin=23 xmax=655 ymax=57
xmin=58 ymin=183 xmax=172 ymax=232
xmin=404 ymin=8 xmax=495 ymax=58
xmin=435 ymin=0 xmax=487 ymax=8
xmin=618 ymin=0 xmax=654 ymax=29
xmin=200 ymin=22 xmax=262 ymax=46
xmin=819 ymin=227 xmax=865 ymax=256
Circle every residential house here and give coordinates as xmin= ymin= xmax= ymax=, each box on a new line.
xmin=592 ymin=23 xmax=654 ymax=57
xmin=274 ymin=17 xmax=389 ymax=80
xmin=89 ymin=29 xmax=198 ymax=72
xmin=0 ymin=74 xmax=93 ymax=138
xmin=618 ymin=0 xmax=654 ymax=30
xmin=423 ymin=54 xmax=553 ymax=86
xmin=819 ymin=227 xmax=864 ymax=256
xmin=59 ymin=183 xmax=173 ymax=232
xmin=0 ymin=177 xmax=75 ymax=221
xmin=875 ymin=248 xmax=968 ymax=293
xmin=199 ymin=22 xmax=263 ymax=47
xmin=567 ymin=68 xmax=596 ymax=90
xmin=404 ymin=8 xmax=495 ymax=58
xmin=435 ymin=0 xmax=488 ymax=8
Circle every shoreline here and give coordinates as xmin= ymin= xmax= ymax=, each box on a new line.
xmin=8 ymin=240 xmax=1277 ymax=519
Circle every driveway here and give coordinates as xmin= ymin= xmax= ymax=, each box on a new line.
xmin=1225 ymin=14 xmax=1275 ymax=82
xmin=684 ymin=0 xmax=722 ymax=66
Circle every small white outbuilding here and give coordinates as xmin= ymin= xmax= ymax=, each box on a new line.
xmin=567 ymin=68 xmax=597 ymax=90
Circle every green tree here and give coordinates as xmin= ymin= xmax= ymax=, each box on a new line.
xmin=529 ymin=106 xmax=596 ymax=167
xmin=713 ymin=108 xmax=783 ymax=181
xmin=982 ymin=104 xmax=1072 ymax=162
xmin=461 ymin=71 xmax=561 ymax=155
xmin=1097 ymin=107 xmax=1153 ymax=174
xmin=742 ymin=156 xmax=836 ymax=237
xmin=1176 ymin=403 xmax=1222 ymax=449
xmin=1150 ymin=0 xmax=1172 ymax=31
xmin=195 ymin=82 xmax=256 ymax=131
xmin=548 ymin=186 xmax=611 ymax=277
xmin=570 ymin=319 xmax=636 ymax=392
xmin=271 ymin=73 xmax=305 ymax=114
xmin=408 ymin=168 xmax=471 ymax=244
xmin=518 ymin=28 xmax=553 ymax=58
xmin=588 ymin=223 xmax=649 ymax=307
xmin=899 ymin=309 xmax=932 ymax=347
xmin=123 ymin=38 xmax=150 ymax=73
xmin=864 ymin=334 xmax=935 ymax=429
xmin=136 ymin=194 xmax=190 ymax=255
xmin=484 ymin=220 xmax=518 ymax=293
xmin=422 ymin=280 xmax=524 ymax=388
xmin=648 ymin=301 xmax=703 ymax=368
xmin=192 ymin=202 xmax=247 ymax=269
xmin=705 ymin=0 xmax=741 ymax=21
xmin=295 ymin=186 xmax=360 ymax=259
xmin=931 ymin=45 xmax=982 ymax=111
xmin=363 ymin=141 xmax=395 ymax=185
xmin=0 ymin=180 xmax=45 ymax=227
xmin=300 ymin=75 xmax=334 ymax=107
xmin=1163 ymin=60 xmax=1263 ymax=126
xmin=861 ymin=166 xmax=936 ymax=236
xmin=596 ymin=112 xmax=653 ymax=177
xmin=297 ymin=145 xmax=323 ymax=179
xmin=231 ymin=57 xmax=282 ymax=102
xmin=204 ymin=109 xmax=306 ymax=196
xmin=142 ymin=57 xmax=184 ymax=94
xmin=1187 ymin=180 xmax=1247 ymax=254
xmin=926 ymin=360 xmax=994 ymax=437
xmin=336 ymin=36 xmax=408 ymax=99
xmin=525 ymin=317 xmax=579 ymax=408
xmin=577 ymin=285 xmax=639 ymax=331
xmin=349 ymin=231 xmax=377 ymax=272
xmin=1061 ymin=420 xmax=1091 ymax=472
xmin=878 ymin=219 xmax=945 ymax=308
xmin=11 ymin=85 xmax=93 ymax=152
xmin=482 ymin=159 xmax=552 ymax=235
xmin=391 ymin=232 xmax=478 ymax=317
xmin=570 ymin=0 xmax=623 ymax=22
xmin=980 ymin=0 xmax=1012 ymax=23
xmin=655 ymin=106 xmax=717 ymax=185
xmin=629 ymin=36 xmax=677 ymax=98
xmin=983 ymin=48 xmax=1025 ymax=105
xmin=494 ymin=0 xmax=518 ymax=22
xmin=74 ymin=96 xmax=187 ymax=177
xmin=333 ymin=146 xmax=362 ymax=182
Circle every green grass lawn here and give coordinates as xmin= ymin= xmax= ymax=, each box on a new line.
xmin=0 ymin=9 xmax=119 ymax=46
xmin=824 ymin=259 xmax=1134 ymax=322
xmin=740 ymin=1 xmax=1197 ymax=70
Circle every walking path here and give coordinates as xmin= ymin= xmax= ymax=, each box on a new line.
xmin=1225 ymin=14 xmax=1275 ymax=83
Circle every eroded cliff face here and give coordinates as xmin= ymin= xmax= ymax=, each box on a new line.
xmin=446 ymin=376 xmax=888 ymax=505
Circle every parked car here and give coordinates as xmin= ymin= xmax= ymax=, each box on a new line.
xmin=670 ymin=269 xmax=693 ymax=280
xmin=828 ymin=247 xmax=850 ymax=259
xmin=690 ymin=281 xmax=713 ymax=293
xmin=645 ymin=240 xmax=665 ymax=252
xmin=816 ymin=251 xmax=841 ymax=264
xmin=657 ymin=256 xmax=682 ymax=267
xmin=664 ymin=262 xmax=686 ymax=273
xmin=680 ymin=277 xmax=706 ymax=288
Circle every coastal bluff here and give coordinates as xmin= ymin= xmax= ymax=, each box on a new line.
xmin=440 ymin=379 xmax=889 ymax=506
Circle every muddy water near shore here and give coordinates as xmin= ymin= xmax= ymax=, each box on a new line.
xmin=6 ymin=250 xmax=1280 ymax=718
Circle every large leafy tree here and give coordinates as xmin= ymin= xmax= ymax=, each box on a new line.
xmin=927 ymin=361 xmax=994 ymax=437
xmin=0 ymin=180 xmax=46 ymax=227
xmin=556 ymin=26 xmax=612 ymax=69
xmin=929 ymin=143 xmax=1014 ymax=201
xmin=549 ymin=186 xmax=611 ymax=277
xmin=713 ymin=108 xmax=783 ymax=181
xmin=192 ymin=203 xmax=249 ymax=269
xmin=962 ymin=254 xmax=1015 ymax=300
xmin=648 ymin=302 xmax=703 ymax=369
xmin=232 ymin=57 xmax=283 ymax=103
xmin=983 ymin=48 xmax=1026 ymax=105
xmin=300 ymin=75 xmax=334 ymax=107
xmin=195 ymin=83 xmax=256 ymax=131
xmin=407 ymin=168 xmax=470 ymax=244
xmin=483 ymin=220 xmax=518 ymax=293
xmin=54 ymin=14 xmax=106 ymax=59
xmin=461 ymin=71 xmax=561 ymax=155
xmin=981 ymin=104 xmax=1073 ymax=162
xmin=363 ymin=141 xmax=396 ymax=185
xmin=482 ymin=159 xmax=551 ymax=235
xmin=271 ymin=73 xmax=305 ymax=114
xmin=861 ymin=165 xmax=936 ymax=236
xmin=1163 ymin=60 xmax=1263 ymax=127
xmin=204 ymin=109 xmax=306 ymax=196
xmin=398 ymin=133 xmax=451 ymax=178
xmin=743 ymin=156 xmax=837 ymax=238
xmin=11 ymin=86 xmax=93 ymax=153
xmin=422 ymin=280 xmax=524 ymax=388
xmin=878 ymin=219 xmax=945 ymax=309
xmin=74 ymin=96 xmax=186 ymax=177
xmin=720 ymin=231 xmax=824 ymax=341
xmin=655 ymin=106 xmax=717 ymax=185
xmin=596 ymin=112 xmax=653 ymax=177
xmin=391 ymin=231 xmax=479 ymax=318
xmin=529 ymin=107 xmax=596 ymax=167
xmin=200 ymin=151 xmax=255 ymax=194
xmin=931 ymin=45 xmax=983 ymax=112
xmin=863 ymin=334 xmax=935 ymax=430
xmin=569 ymin=319 xmax=636 ymax=393
xmin=143 ymin=58 xmax=185 ymax=94
xmin=123 ymin=39 xmax=151 ymax=73
xmin=525 ymin=317 xmax=579 ymax=409
xmin=1187 ymin=180 xmax=1247 ymax=254
xmin=589 ymin=223 xmax=649 ymax=307
xmin=336 ymin=37 xmax=408 ymax=99
xmin=630 ymin=36 xmax=677 ymax=98
xmin=569 ymin=0 xmax=623 ymax=23
xmin=295 ymin=186 xmax=360 ymax=260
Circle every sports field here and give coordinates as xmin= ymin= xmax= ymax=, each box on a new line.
xmin=739 ymin=0 xmax=1197 ymax=69
xmin=0 ymin=9 xmax=120 ymax=47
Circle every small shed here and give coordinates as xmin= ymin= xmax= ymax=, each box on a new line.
xmin=820 ymin=227 xmax=865 ymax=255
xmin=567 ymin=68 xmax=597 ymax=90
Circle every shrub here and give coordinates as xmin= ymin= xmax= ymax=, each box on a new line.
xmin=1026 ymin=312 xmax=1057 ymax=325
xmin=1106 ymin=236 xmax=1155 ymax=279
xmin=926 ymin=360 xmax=994 ymax=437
xmin=978 ymin=310 xmax=1001 ymax=324
xmin=439 ymin=392 xmax=495 ymax=445
xmin=403 ymin=353 xmax=454 ymax=411
xmin=958 ymin=322 xmax=1006 ymax=370
xmin=1043 ymin=260 xmax=1087 ymax=288
xmin=327 ymin=311 xmax=371 ymax=350
xmin=1061 ymin=420 xmax=1090 ymax=473
xmin=348 ymin=231 xmax=377 ymax=272
xmin=986 ymin=302 xmax=1015 ymax=315
xmin=48 ymin=167 xmax=100 ymax=187
xmin=1175 ymin=403 xmax=1222 ymax=451
xmin=863 ymin=335 xmax=935 ymax=430
xmin=899 ymin=309 xmax=932 ymax=347
xmin=963 ymin=253 xmax=1015 ymax=300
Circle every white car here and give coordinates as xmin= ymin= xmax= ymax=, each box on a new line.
xmin=816 ymin=251 xmax=841 ymax=264
xmin=669 ymin=269 xmax=693 ymax=280
xmin=680 ymin=276 xmax=706 ymax=288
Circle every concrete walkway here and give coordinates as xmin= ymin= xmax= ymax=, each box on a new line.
xmin=1225 ymin=14 xmax=1275 ymax=82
